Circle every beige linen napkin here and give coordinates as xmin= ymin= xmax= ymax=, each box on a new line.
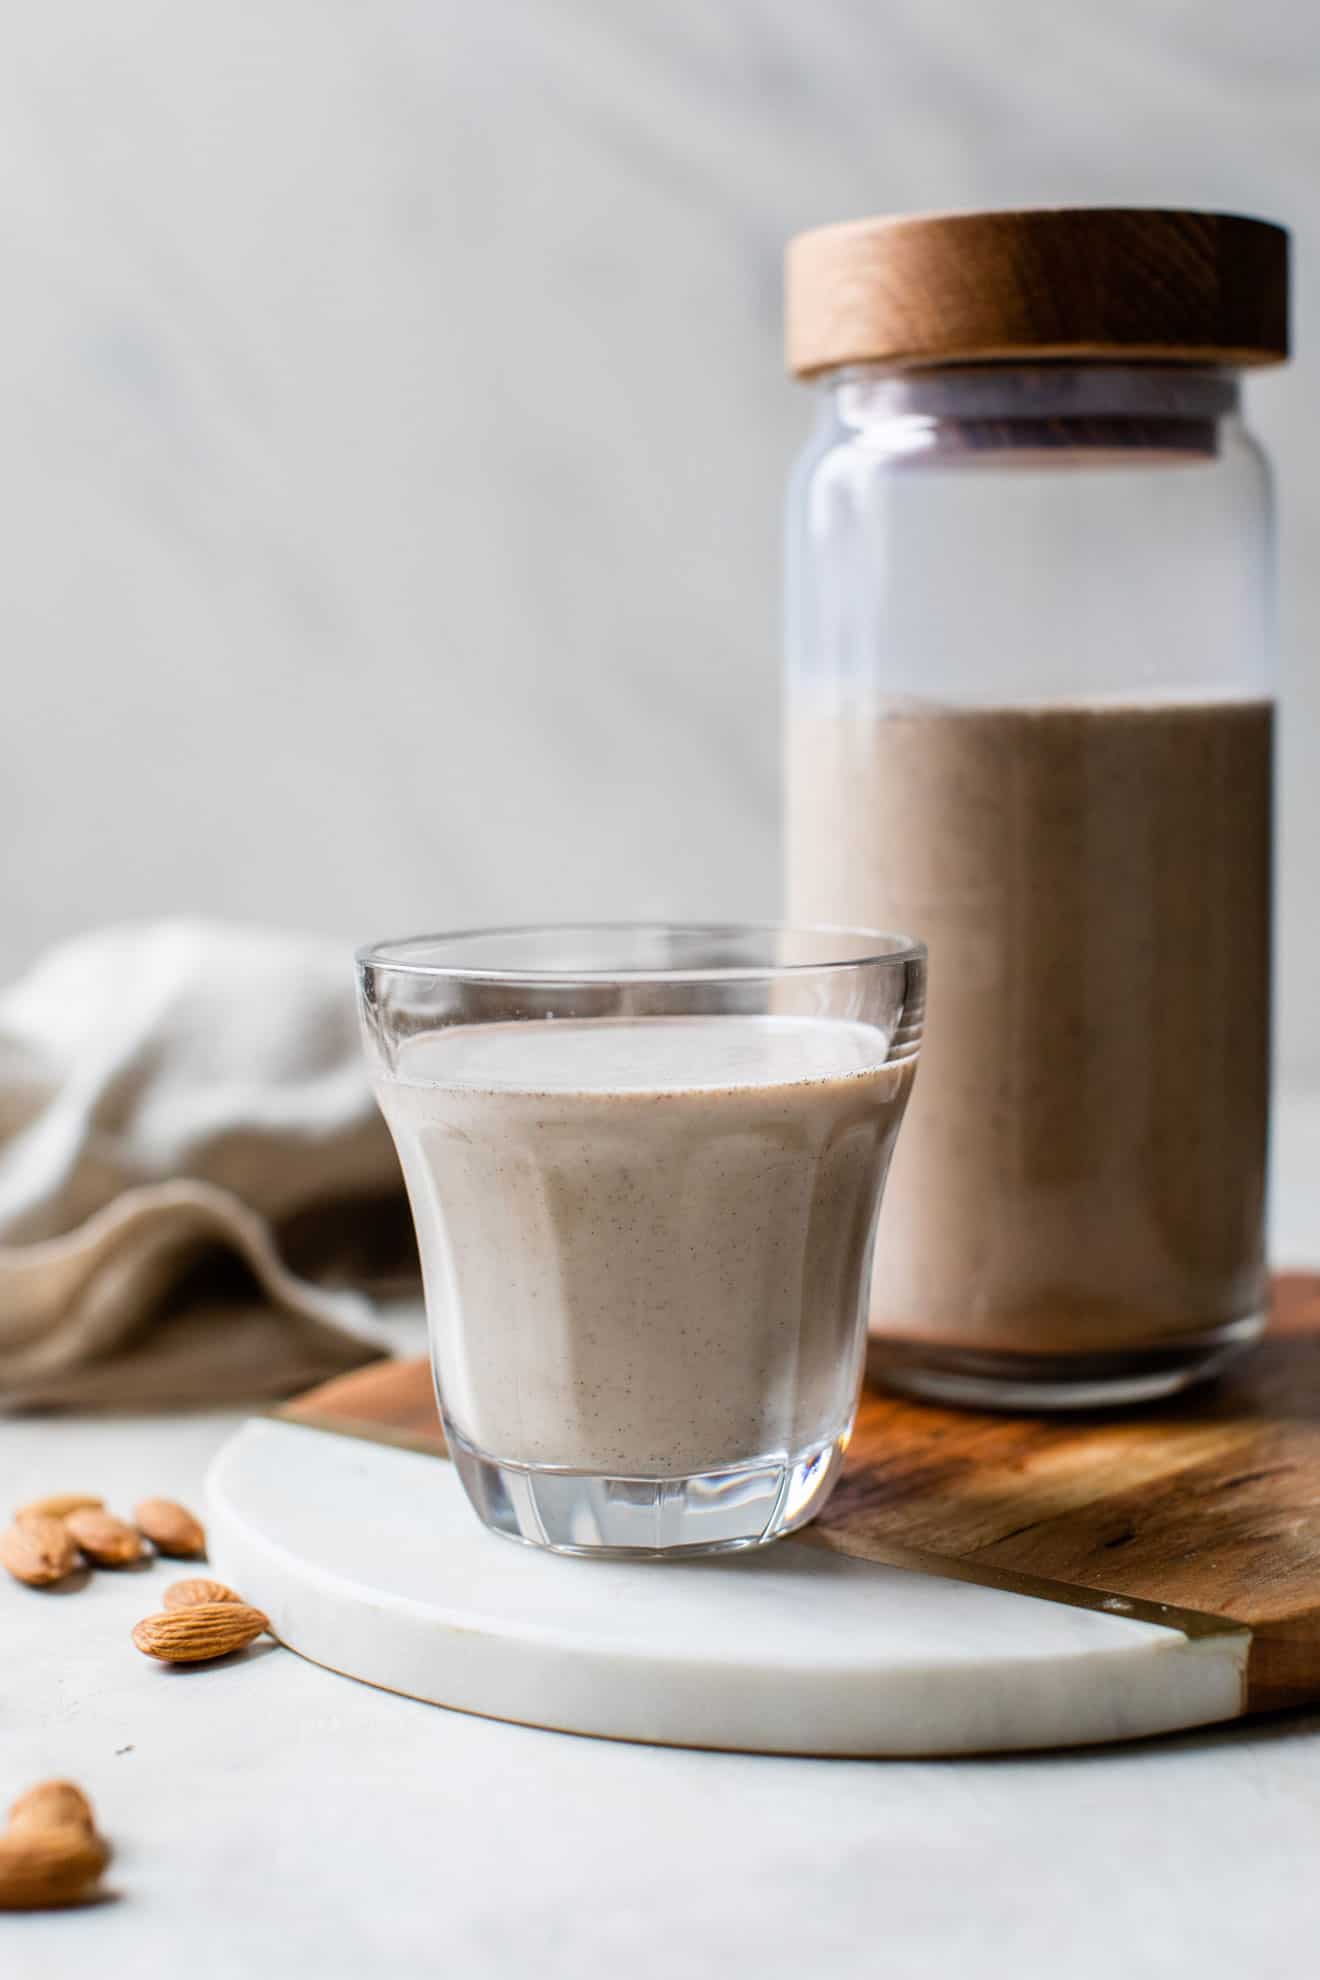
xmin=0 ymin=920 xmax=420 ymax=1408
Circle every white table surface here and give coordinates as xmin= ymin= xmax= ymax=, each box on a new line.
xmin=6 ymin=1094 xmax=1320 ymax=1980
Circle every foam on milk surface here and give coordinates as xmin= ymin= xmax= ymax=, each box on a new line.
xmin=392 ymin=1013 xmax=891 ymax=1095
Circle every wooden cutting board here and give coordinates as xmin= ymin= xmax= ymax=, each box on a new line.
xmin=201 ymin=1267 xmax=1314 ymax=1750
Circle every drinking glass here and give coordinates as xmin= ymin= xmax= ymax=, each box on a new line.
xmin=356 ymin=923 xmax=924 ymax=1557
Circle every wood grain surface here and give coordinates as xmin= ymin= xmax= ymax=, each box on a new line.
xmin=785 ymin=206 xmax=1290 ymax=377
xmin=283 ymin=1273 xmax=1320 ymax=1718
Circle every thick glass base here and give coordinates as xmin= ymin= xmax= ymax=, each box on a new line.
xmin=446 ymin=1424 xmax=848 ymax=1558
xmin=869 ymin=1312 xmax=1266 ymax=1412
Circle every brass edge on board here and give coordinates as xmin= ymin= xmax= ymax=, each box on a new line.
xmin=264 ymin=1406 xmax=1248 ymax=1650
xmin=797 ymin=1523 xmax=1248 ymax=1641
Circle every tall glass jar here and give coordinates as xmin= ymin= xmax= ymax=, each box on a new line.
xmin=784 ymin=208 xmax=1290 ymax=1407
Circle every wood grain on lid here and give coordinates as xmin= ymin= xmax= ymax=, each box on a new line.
xmin=785 ymin=207 xmax=1290 ymax=377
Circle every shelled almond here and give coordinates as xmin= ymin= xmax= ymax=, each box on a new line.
xmin=132 ymin=1601 xmax=270 ymax=1665
xmin=0 ymin=1780 xmax=109 ymax=1911
xmin=134 ymin=1498 xmax=206 ymax=1558
xmin=64 ymin=1509 xmax=144 ymax=1568
xmin=1 ymin=1517 xmax=78 ymax=1587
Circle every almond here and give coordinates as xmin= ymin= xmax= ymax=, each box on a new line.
xmin=163 ymin=1577 xmax=242 ymax=1610
xmin=132 ymin=1601 xmax=270 ymax=1664
xmin=8 ymin=1780 xmax=99 ymax=1839
xmin=1 ymin=1517 xmax=78 ymax=1587
xmin=15 ymin=1493 xmax=104 ymax=1526
xmin=64 ymin=1508 xmax=145 ymax=1567
xmin=133 ymin=1497 xmax=206 ymax=1558
xmin=0 ymin=1823 xmax=108 ymax=1910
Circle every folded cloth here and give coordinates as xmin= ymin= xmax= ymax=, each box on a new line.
xmin=0 ymin=920 xmax=421 ymax=1409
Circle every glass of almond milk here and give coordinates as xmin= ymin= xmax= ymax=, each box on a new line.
xmin=356 ymin=924 xmax=924 ymax=1556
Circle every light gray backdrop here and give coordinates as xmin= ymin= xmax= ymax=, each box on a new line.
xmin=2 ymin=1 xmax=1316 ymax=1085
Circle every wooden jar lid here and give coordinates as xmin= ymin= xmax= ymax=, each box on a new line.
xmin=785 ymin=207 xmax=1290 ymax=377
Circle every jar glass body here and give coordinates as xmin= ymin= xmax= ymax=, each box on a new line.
xmin=784 ymin=362 xmax=1274 ymax=1407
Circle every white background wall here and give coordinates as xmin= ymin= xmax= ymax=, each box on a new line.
xmin=1 ymin=1 xmax=1316 ymax=1084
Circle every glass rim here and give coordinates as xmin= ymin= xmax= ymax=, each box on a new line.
xmin=355 ymin=920 xmax=925 ymax=985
